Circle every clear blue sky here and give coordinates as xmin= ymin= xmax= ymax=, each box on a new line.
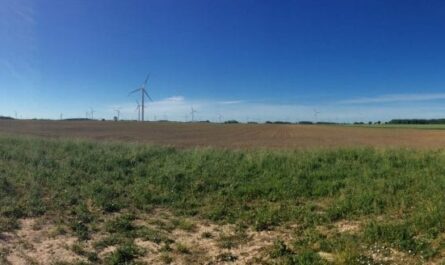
xmin=1 ymin=0 xmax=445 ymax=122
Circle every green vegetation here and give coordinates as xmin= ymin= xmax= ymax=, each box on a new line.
xmin=1 ymin=135 xmax=445 ymax=263
xmin=389 ymin=118 xmax=445 ymax=125
xmin=104 ymin=242 xmax=145 ymax=265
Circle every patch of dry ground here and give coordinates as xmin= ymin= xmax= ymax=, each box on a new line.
xmin=0 ymin=209 xmax=293 ymax=265
xmin=0 ymin=219 xmax=84 ymax=265
xmin=1 ymin=210 xmax=437 ymax=264
xmin=3 ymin=120 xmax=445 ymax=149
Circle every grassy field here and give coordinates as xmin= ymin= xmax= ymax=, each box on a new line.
xmin=1 ymin=135 xmax=445 ymax=264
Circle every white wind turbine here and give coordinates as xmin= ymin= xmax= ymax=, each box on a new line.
xmin=135 ymin=100 xmax=141 ymax=121
xmin=190 ymin=107 xmax=197 ymax=122
xmin=313 ymin=109 xmax=320 ymax=123
xmin=114 ymin=108 xmax=121 ymax=121
xmin=129 ymin=74 xmax=153 ymax=122
xmin=90 ymin=108 xmax=95 ymax=120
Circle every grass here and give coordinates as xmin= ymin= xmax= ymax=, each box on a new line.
xmin=1 ymin=135 xmax=445 ymax=263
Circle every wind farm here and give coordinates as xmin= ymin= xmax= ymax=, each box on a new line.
xmin=3 ymin=1 xmax=445 ymax=265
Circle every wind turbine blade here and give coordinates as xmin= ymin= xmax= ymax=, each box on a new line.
xmin=143 ymin=90 xmax=153 ymax=101
xmin=129 ymin=88 xmax=140 ymax=95
xmin=144 ymin=73 xmax=150 ymax=86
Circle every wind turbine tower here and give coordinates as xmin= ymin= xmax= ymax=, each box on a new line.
xmin=114 ymin=108 xmax=121 ymax=121
xmin=313 ymin=109 xmax=320 ymax=123
xmin=129 ymin=74 xmax=152 ymax=122
xmin=90 ymin=108 xmax=95 ymax=120
xmin=135 ymin=100 xmax=141 ymax=121
xmin=190 ymin=107 xmax=197 ymax=122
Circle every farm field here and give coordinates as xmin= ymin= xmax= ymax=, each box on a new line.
xmin=3 ymin=120 xmax=445 ymax=149
xmin=1 ymin=122 xmax=445 ymax=264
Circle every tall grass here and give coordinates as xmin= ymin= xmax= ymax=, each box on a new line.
xmin=1 ymin=135 xmax=445 ymax=262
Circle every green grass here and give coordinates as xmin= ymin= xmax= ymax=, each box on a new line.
xmin=1 ymin=135 xmax=445 ymax=263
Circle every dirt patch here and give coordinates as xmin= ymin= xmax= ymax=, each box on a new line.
xmin=0 ymin=211 xmax=429 ymax=265
xmin=134 ymin=210 xmax=294 ymax=264
xmin=0 ymin=210 xmax=294 ymax=265
xmin=334 ymin=220 xmax=361 ymax=234
xmin=0 ymin=219 xmax=85 ymax=265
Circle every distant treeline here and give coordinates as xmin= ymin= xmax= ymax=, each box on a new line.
xmin=389 ymin=119 xmax=445 ymax=124
xmin=63 ymin=118 xmax=93 ymax=121
xmin=0 ymin=116 xmax=14 ymax=120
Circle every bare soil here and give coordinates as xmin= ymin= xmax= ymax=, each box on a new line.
xmin=2 ymin=120 xmax=445 ymax=149
xmin=0 ymin=211 xmax=432 ymax=265
xmin=0 ymin=210 xmax=294 ymax=265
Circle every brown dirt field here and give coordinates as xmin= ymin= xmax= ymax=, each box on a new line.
xmin=1 ymin=120 xmax=445 ymax=149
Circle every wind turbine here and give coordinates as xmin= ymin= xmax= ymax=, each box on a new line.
xmin=135 ymin=100 xmax=141 ymax=121
xmin=90 ymin=108 xmax=95 ymax=120
xmin=190 ymin=107 xmax=197 ymax=122
xmin=129 ymin=74 xmax=153 ymax=122
xmin=114 ymin=108 xmax=121 ymax=121
xmin=217 ymin=113 xmax=223 ymax=123
xmin=313 ymin=109 xmax=320 ymax=123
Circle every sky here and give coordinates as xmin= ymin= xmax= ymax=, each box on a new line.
xmin=1 ymin=0 xmax=445 ymax=122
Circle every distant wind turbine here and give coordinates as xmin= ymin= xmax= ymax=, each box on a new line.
xmin=129 ymin=74 xmax=153 ymax=122
xmin=135 ymin=100 xmax=141 ymax=121
xmin=217 ymin=113 xmax=223 ymax=123
xmin=114 ymin=108 xmax=121 ymax=121
xmin=313 ymin=109 xmax=320 ymax=123
xmin=190 ymin=107 xmax=197 ymax=122
xmin=90 ymin=108 xmax=95 ymax=120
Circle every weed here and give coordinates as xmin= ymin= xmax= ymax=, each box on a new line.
xmin=175 ymin=243 xmax=191 ymax=254
xmin=136 ymin=226 xmax=172 ymax=244
xmin=104 ymin=242 xmax=144 ymax=265
xmin=106 ymin=214 xmax=135 ymax=235
xmin=160 ymin=253 xmax=174 ymax=264
xmin=171 ymin=218 xmax=196 ymax=232
xmin=71 ymin=243 xmax=99 ymax=262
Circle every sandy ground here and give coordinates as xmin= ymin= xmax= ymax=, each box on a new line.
xmin=2 ymin=120 xmax=445 ymax=149
xmin=0 ymin=210 xmax=294 ymax=265
xmin=1 ymin=212 xmax=437 ymax=265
